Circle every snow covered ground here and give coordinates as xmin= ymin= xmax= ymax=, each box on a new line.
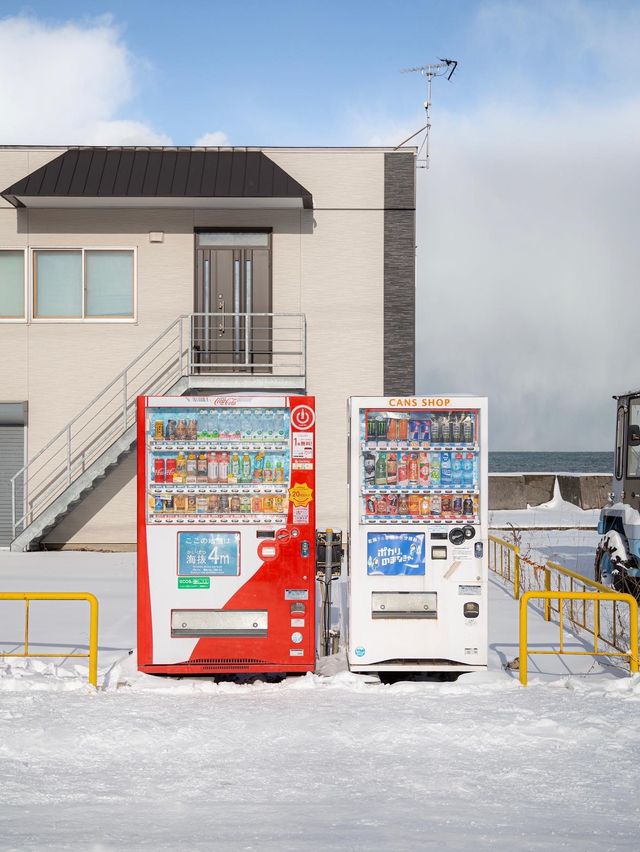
xmin=1 ymin=546 xmax=639 ymax=850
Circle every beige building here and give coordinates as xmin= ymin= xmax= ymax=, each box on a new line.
xmin=0 ymin=145 xmax=415 ymax=549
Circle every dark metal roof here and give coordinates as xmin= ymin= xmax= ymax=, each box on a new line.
xmin=1 ymin=147 xmax=313 ymax=208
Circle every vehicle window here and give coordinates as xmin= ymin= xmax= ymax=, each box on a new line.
xmin=615 ymin=406 xmax=625 ymax=480
xmin=626 ymin=399 xmax=640 ymax=479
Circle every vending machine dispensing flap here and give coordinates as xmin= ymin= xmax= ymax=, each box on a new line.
xmin=371 ymin=591 xmax=437 ymax=619
xmin=171 ymin=609 xmax=268 ymax=637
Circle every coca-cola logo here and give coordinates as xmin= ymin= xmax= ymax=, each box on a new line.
xmin=213 ymin=397 xmax=237 ymax=406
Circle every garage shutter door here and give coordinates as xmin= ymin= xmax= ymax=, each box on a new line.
xmin=0 ymin=426 xmax=25 ymax=548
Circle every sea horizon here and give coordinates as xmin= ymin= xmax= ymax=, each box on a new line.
xmin=488 ymin=451 xmax=612 ymax=473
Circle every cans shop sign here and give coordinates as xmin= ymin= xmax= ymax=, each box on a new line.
xmin=366 ymin=532 xmax=425 ymax=576
xmin=388 ymin=397 xmax=451 ymax=408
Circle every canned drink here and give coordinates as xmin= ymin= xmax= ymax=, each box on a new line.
xmin=366 ymin=496 xmax=376 ymax=515
xmin=377 ymin=416 xmax=388 ymax=441
xmin=419 ymin=495 xmax=430 ymax=516
xmin=463 ymin=496 xmax=474 ymax=516
xmin=409 ymin=420 xmax=421 ymax=442
xmin=440 ymin=416 xmax=451 ymax=444
xmin=263 ymin=495 xmax=274 ymax=512
xmin=451 ymin=416 xmax=461 ymax=443
xmin=252 ymin=495 xmax=263 ymax=513
xmin=173 ymin=495 xmax=187 ymax=513
xmin=387 ymin=418 xmax=398 ymax=441
xmin=441 ymin=495 xmax=452 ymax=514
xmin=387 ymin=494 xmax=398 ymax=515
xmin=463 ymin=415 xmax=474 ymax=443
xmin=165 ymin=457 xmax=176 ymax=480
xmin=408 ymin=453 xmax=419 ymax=485
xmin=398 ymin=416 xmax=409 ymax=442
xmin=367 ymin=417 xmax=377 ymax=442
xmin=230 ymin=496 xmax=241 ymax=513
xmin=375 ymin=495 xmax=388 ymax=515
xmin=154 ymin=458 xmax=165 ymax=483
xmin=398 ymin=495 xmax=410 ymax=515
xmin=453 ymin=496 xmax=463 ymax=516
xmin=431 ymin=494 xmax=442 ymax=517
xmin=154 ymin=496 xmax=164 ymax=513
xmin=240 ymin=495 xmax=252 ymax=513
xmin=430 ymin=417 xmax=441 ymax=443
xmin=408 ymin=495 xmax=421 ymax=515
xmin=420 ymin=419 xmax=431 ymax=442
xmin=219 ymin=495 xmax=229 ymax=513
xmin=154 ymin=420 xmax=164 ymax=440
xmin=165 ymin=419 xmax=177 ymax=440
xmin=196 ymin=496 xmax=208 ymax=513
xmin=207 ymin=495 xmax=220 ymax=513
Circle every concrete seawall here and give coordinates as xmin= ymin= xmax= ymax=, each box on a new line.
xmin=488 ymin=474 xmax=610 ymax=510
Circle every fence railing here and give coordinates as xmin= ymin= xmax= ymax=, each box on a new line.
xmin=10 ymin=312 xmax=305 ymax=540
xmin=0 ymin=592 xmax=99 ymax=687
xmin=518 ymin=590 xmax=639 ymax=686
xmin=489 ymin=533 xmax=636 ymax=665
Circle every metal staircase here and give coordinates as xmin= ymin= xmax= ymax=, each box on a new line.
xmin=10 ymin=312 xmax=306 ymax=551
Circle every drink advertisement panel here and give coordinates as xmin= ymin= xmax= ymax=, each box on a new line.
xmin=366 ymin=532 xmax=425 ymax=575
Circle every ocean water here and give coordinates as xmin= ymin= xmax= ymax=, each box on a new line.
xmin=489 ymin=452 xmax=613 ymax=474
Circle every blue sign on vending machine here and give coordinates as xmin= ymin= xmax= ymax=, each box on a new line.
xmin=178 ymin=532 xmax=240 ymax=576
xmin=366 ymin=532 xmax=425 ymax=575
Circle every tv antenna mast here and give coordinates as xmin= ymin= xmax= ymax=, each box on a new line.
xmin=396 ymin=58 xmax=457 ymax=168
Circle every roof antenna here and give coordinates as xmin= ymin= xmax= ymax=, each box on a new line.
xmin=396 ymin=58 xmax=458 ymax=168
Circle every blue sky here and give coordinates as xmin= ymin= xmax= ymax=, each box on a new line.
xmin=1 ymin=1 xmax=639 ymax=448
xmin=4 ymin=0 xmax=638 ymax=146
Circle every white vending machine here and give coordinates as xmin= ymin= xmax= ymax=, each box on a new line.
xmin=347 ymin=396 xmax=488 ymax=674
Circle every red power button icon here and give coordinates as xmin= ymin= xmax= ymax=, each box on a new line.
xmin=291 ymin=405 xmax=315 ymax=430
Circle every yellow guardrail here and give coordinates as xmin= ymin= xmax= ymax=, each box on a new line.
xmin=0 ymin=592 xmax=99 ymax=687
xmin=519 ymin=590 xmax=639 ymax=686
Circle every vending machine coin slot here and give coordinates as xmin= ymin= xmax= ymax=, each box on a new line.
xmin=256 ymin=530 xmax=276 ymax=539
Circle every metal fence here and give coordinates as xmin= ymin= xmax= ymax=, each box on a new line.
xmin=0 ymin=592 xmax=99 ymax=687
xmin=489 ymin=533 xmax=636 ymax=663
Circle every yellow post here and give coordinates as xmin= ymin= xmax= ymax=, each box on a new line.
xmin=519 ymin=594 xmax=529 ymax=686
xmin=514 ymin=545 xmax=521 ymax=601
xmin=629 ymin=594 xmax=639 ymax=675
xmin=544 ymin=568 xmax=551 ymax=621
xmin=87 ymin=593 xmax=99 ymax=688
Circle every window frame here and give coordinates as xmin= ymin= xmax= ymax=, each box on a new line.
xmin=615 ymin=405 xmax=625 ymax=480
xmin=0 ymin=247 xmax=27 ymax=323
xmin=31 ymin=247 xmax=137 ymax=323
xmin=625 ymin=397 xmax=640 ymax=480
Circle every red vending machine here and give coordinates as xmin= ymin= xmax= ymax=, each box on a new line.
xmin=137 ymin=394 xmax=316 ymax=675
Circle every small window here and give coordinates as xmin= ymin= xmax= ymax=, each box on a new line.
xmin=33 ymin=249 xmax=134 ymax=320
xmin=197 ymin=232 xmax=270 ymax=248
xmin=615 ymin=406 xmax=625 ymax=480
xmin=0 ymin=250 xmax=25 ymax=318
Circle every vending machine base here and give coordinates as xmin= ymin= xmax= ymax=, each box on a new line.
xmin=350 ymin=662 xmax=486 ymax=674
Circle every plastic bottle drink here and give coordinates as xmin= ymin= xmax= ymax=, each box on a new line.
xmin=441 ymin=452 xmax=452 ymax=487
xmin=276 ymin=410 xmax=286 ymax=442
xmin=242 ymin=453 xmax=252 ymax=482
xmin=264 ymin=459 xmax=274 ymax=483
xmin=274 ymin=460 xmax=285 ymax=484
xmin=397 ymin=454 xmax=409 ymax=487
xmin=175 ymin=452 xmax=186 ymax=483
xmin=197 ymin=453 xmax=208 ymax=482
xmin=463 ymin=454 xmax=474 ymax=487
xmin=430 ymin=452 xmax=441 ymax=486
xmin=387 ymin=418 xmax=398 ymax=441
xmin=363 ymin=452 xmax=376 ymax=487
xmin=229 ymin=453 xmax=240 ymax=483
xmin=418 ymin=452 xmax=430 ymax=486
xmin=186 ymin=453 xmax=197 ymax=482
xmin=398 ymin=416 xmax=409 ymax=442
xmin=452 ymin=453 xmax=463 ymax=487
xmin=420 ymin=495 xmax=431 ymax=516
xmin=386 ymin=453 xmax=397 ymax=485
xmin=264 ymin=409 xmax=275 ymax=441
xmin=208 ymin=452 xmax=219 ymax=483
xmin=253 ymin=452 xmax=265 ymax=482
xmin=375 ymin=452 xmax=387 ymax=486
xmin=218 ymin=452 xmax=229 ymax=482
xmin=408 ymin=453 xmax=419 ymax=485
xmin=431 ymin=494 xmax=441 ymax=516
xmin=210 ymin=412 xmax=220 ymax=440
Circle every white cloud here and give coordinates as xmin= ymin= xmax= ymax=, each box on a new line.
xmin=194 ymin=131 xmax=230 ymax=146
xmin=0 ymin=16 xmax=170 ymax=144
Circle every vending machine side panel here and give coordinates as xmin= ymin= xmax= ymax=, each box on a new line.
xmin=136 ymin=395 xmax=153 ymax=668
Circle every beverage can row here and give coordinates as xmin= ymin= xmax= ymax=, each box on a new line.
xmin=149 ymin=493 xmax=287 ymax=515
xmin=364 ymin=493 xmax=478 ymax=518
xmin=365 ymin=412 xmax=475 ymax=444
xmin=363 ymin=450 xmax=476 ymax=488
